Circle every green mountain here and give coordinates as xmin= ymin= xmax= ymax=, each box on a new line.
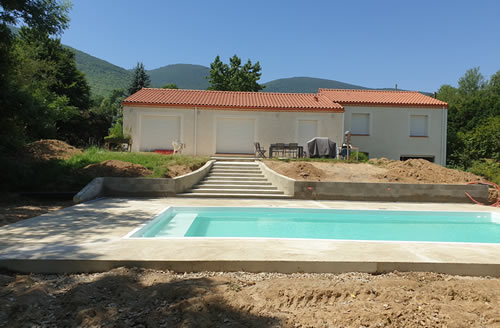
xmin=65 ymin=46 xmax=132 ymax=96
xmin=263 ymin=77 xmax=367 ymax=93
xmin=8 ymin=25 xmax=421 ymax=96
xmin=148 ymin=64 xmax=210 ymax=90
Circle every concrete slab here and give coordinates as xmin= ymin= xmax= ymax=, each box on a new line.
xmin=0 ymin=198 xmax=499 ymax=276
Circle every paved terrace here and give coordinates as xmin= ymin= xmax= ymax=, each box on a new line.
xmin=0 ymin=198 xmax=499 ymax=276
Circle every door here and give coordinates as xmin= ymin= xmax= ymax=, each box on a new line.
xmin=216 ymin=118 xmax=255 ymax=154
xmin=297 ymin=120 xmax=318 ymax=148
xmin=140 ymin=115 xmax=181 ymax=151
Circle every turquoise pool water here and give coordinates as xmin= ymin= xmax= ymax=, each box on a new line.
xmin=131 ymin=207 xmax=500 ymax=243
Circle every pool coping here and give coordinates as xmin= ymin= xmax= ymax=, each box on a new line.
xmin=0 ymin=197 xmax=499 ymax=276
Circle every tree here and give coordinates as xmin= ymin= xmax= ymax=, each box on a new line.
xmin=0 ymin=0 xmax=71 ymax=35
xmin=9 ymin=27 xmax=91 ymax=141
xmin=458 ymin=67 xmax=485 ymax=96
xmin=0 ymin=0 xmax=71 ymax=152
xmin=128 ymin=62 xmax=151 ymax=95
xmin=437 ymin=67 xmax=500 ymax=172
xmin=488 ymin=70 xmax=500 ymax=95
xmin=161 ymin=83 xmax=178 ymax=89
xmin=207 ymin=54 xmax=264 ymax=92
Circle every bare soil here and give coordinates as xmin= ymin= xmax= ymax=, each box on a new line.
xmin=265 ymin=158 xmax=483 ymax=184
xmin=82 ymin=160 xmax=153 ymax=178
xmin=0 ymin=194 xmax=73 ymax=227
xmin=0 ymin=267 xmax=499 ymax=327
xmin=24 ymin=139 xmax=82 ymax=161
xmin=164 ymin=163 xmax=204 ymax=178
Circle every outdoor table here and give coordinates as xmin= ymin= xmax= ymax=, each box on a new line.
xmin=269 ymin=143 xmax=303 ymax=158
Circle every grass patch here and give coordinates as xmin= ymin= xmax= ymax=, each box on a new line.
xmin=67 ymin=147 xmax=208 ymax=177
xmin=8 ymin=147 xmax=209 ymax=192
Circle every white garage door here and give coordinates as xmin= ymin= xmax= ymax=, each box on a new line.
xmin=216 ymin=118 xmax=255 ymax=154
xmin=140 ymin=115 xmax=181 ymax=151
xmin=297 ymin=120 xmax=318 ymax=147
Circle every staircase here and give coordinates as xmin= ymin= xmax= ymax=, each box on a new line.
xmin=178 ymin=158 xmax=289 ymax=198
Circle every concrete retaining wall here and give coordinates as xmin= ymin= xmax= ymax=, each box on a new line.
xmin=73 ymin=178 xmax=104 ymax=203
xmin=294 ymin=181 xmax=488 ymax=203
xmin=258 ymin=161 xmax=488 ymax=203
xmin=258 ymin=161 xmax=295 ymax=196
xmin=73 ymin=160 xmax=214 ymax=203
xmin=174 ymin=160 xmax=215 ymax=193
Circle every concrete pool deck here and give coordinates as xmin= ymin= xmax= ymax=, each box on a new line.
xmin=0 ymin=197 xmax=499 ymax=276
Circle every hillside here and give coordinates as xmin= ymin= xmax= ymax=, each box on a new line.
xmin=7 ymin=25 xmax=413 ymax=96
xmin=263 ymin=77 xmax=367 ymax=93
xmin=148 ymin=64 xmax=210 ymax=89
xmin=65 ymin=46 xmax=132 ymax=96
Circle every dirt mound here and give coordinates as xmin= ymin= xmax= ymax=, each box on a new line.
xmin=1 ymin=268 xmax=499 ymax=327
xmin=382 ymin=159 xmax=482 ymax=184
xmin=278 ymin=162 xmax=325 ymax=181
xmin=25 ymin=139 xmax=82 ymax=161
xmin=368 ymin=157 xmax=392 ymax=166
xmin=82 ymin=160 xmax=152 ymax=178
xmin=163 ymin=163 xmax=204 ymax=178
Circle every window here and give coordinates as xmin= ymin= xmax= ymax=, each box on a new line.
xmin=351 ymin=113 xmax=370 ymax=135
xmin=410 ymin=115 xmax=428 ymax=137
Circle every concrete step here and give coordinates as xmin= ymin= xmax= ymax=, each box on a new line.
xmin=204 ymin=176 xmax=268 ymax=182
xmin=211 ymin=157 xmax=259 ymax=162
xmin=177 ymin=193 xmax=291 ymax=199
xmin=213 ymin=162 xmax=259 ymax=167
xmin=211 ymin=168 xmax=261 ymax=174
xmin=209 ymin=172 xmax=265 ymax=177
xmin=212 ymin=165 xmax=259 ymax=170
xmin=193 ymin=184 xmax=278 ymax=190
xmin=184 ymin=188 xmax=284 ymax=195
xmin=200 ymin=180 xmax=272 ymax=186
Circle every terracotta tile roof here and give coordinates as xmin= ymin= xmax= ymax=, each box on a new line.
xmin=319 ymin=89 xmax=448 ymax=108
xmin=122 ymin=88 xmax=344 ymax=112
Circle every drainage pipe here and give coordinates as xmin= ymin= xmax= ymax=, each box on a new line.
xmin=194 ymin=106 xmax=198 ymax=155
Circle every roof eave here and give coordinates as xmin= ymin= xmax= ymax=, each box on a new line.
xmin=121 ymin=101 xmax=345 ymax=112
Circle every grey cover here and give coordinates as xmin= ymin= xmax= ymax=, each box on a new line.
xmin=307 ymin=137 xmax=336 ymax=158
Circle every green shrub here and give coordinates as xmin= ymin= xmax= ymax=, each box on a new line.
xmin=356 ymin=151 xmax=369 ymax=162
xmin=468 ymin=159 xmax=500 ymax=185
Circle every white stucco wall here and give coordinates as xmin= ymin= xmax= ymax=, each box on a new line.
xmin=343 ymin=105 xmax=447 ymax=165
xmin=123 ymin=106 xmax=344 ymax=156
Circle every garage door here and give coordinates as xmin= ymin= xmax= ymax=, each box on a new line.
xmin=297 ymin=120 xmax=318 ymax=147
xmin=140 ymin=115 xmax=181 ymax=151
xmin=216 ymin=118 xmax=255 ymax=154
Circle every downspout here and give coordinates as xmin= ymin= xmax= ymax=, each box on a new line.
xmin=341 ymin=111 xmax=345 ymax=144
xmin=194 ymin=107 xmax=198 ymax=156
xmin=442 ymin=106 xmax=447 ymax=166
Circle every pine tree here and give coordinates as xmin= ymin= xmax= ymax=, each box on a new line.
xmin=208 ymin=55 xmax=264 ymax=92
xmin=128 ymin=62 xmax=151 ymax=95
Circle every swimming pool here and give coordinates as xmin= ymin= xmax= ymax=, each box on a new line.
xmin=129 ymin=207 xmax=500 ymax=244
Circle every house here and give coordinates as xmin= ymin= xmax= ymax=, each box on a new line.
xmin=122 ymin=88 xmax=448 ymax=164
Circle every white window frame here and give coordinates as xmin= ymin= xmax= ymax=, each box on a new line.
xmin=350 ymin=112 xmax=370 ymax=136
xmin=409 ymin=114 xmax=429 ymax=137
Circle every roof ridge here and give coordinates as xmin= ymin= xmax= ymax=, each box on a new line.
xmin=319 ymin=88 xmax=419 ymax=93
xmin=141 ymin=88 xmax=326 ymax=96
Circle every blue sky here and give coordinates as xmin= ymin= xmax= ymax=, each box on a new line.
xmin=60 ymin=0 xmax=500 ymax=92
